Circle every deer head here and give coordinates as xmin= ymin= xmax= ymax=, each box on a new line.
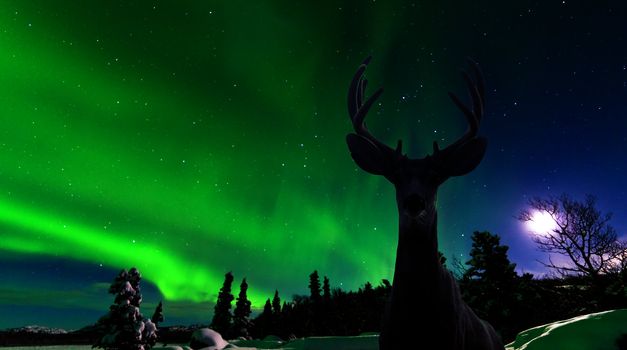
xmin=346 ymin=56 xmax=487 ymax=228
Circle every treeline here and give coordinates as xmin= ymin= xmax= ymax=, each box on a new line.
xmin=85 ymin=227 xmax=627 ymax=346
xmin=250 ymin=271 xmax=390 ymax=339
xmin=211 ymin=230 xmax=627 ymax=344
xmin=209 ymin=270 xmax=390 ymax=340
xmin=84 ymin=193 xmax=624 ymax=346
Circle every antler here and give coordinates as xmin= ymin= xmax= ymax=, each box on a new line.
xmin=347 ymin=56 xmax=403 ymax=158
xmin=432 ymin=59 xmax=486 ymax=157
xmin=346 ymin=56 xmax=486 ymax=179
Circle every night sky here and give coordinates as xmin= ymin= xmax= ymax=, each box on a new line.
xmin=0 ymin=1 xmax=625 ymax=329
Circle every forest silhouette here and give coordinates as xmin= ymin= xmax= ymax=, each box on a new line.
xmin=210 ymin=230 xmax=627 ymax=344
xmin=79 ymin=193 xmax=626 ymax=349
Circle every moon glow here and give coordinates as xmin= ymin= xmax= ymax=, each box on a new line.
xmin=526 ymin=210 xmax=558 ymax=235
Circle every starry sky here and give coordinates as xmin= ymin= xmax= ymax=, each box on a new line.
xmin=0 ymin=1 xmax=625 ymax=329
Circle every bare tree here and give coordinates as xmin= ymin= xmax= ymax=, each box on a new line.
xmin=519 ymin=194 xmax=625 ymax=281
xmin=608 ymin=240 xmax=627 ymax=275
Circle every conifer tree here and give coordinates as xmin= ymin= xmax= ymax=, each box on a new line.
xmin=464 ymin=231 xmax=517 ymax=283
xmin=462 ymin=231 xmax=518 ymax=340
xmin=323 ymin=276 xmax=331 ymax=302
xmin=281 ymin=301 xmax=293 ymax=314
xmin=309 ymin=270 xmax=321 ymax=302
xmin=93 ymin=267 xmax=157 ymax=350
xmin=272 ymin=290 xmax=281 ymax=315
xmin=262 ymin=298 xmax=273 ymax=317
xmin=438 ymin=251 xmax=447 ymax=268
xmin=269 ymin=290 xmax=283 ymax=336
xmin=233 ymin=278 xmax=252 ymax=338
xmin=255 ymin=298 xmax=273 ymax=337
xmin=211 ymin=272 xmax=235 ymax=336
xmin=151 ymin=301 xmax=164 ymax=326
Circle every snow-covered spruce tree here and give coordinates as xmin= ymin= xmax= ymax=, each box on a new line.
xmin=93 ymin=267 xmax=158 ymax=350
xmin=151 ymin=301 xmax=164 ymax=326
xmin=211 ymin=271 xmax=235 ymax=337
xmin=232 ymin=278 xmax=252 ymax=338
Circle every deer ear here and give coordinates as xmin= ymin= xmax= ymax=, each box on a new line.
xmin=346 ymin=133 xmax=387 ymax=175
xmin=440 ymin=137 xmax=487 ymax=177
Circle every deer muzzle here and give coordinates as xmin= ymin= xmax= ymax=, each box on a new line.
xmin=403 ymin=194 xmax=426 ymax=218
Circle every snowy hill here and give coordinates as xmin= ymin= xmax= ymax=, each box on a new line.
xmin=506 ymin=309 xmax=627 ymax=350
xmin=4 ymin=325 xmax=68 ymax=335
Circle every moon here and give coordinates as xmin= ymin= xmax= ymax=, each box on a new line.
xmin=525 ymin=210 xmax=558 ymax=235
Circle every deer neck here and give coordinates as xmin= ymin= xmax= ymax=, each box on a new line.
xmin=391 ymin=208 xmax=444 ymax=309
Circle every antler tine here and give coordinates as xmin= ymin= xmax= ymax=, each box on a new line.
xmin=347 ymin=56 xmax=395 ymax=154
xmin=352 ymin=87 xmax=384 ymax=133
xmin=358 ymin=78 xmax=368 ymax=108
xmin=448 ymin=91 xmax=478 ymax=136
xmin=437 ymin=60 xmax=486 ymax=155
xmin=348 ymin=64 xmax=367 ymax=119
xmin=467 ymin=58 xmax=486 ymax=107
xmin=349 ymin=56 xmax=374 ymax=117
xmin=461 ymin=71 xmax=483 ymax=123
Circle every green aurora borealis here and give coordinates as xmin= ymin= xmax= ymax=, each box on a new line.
xmin=0 ymin=1 xmax=457 ymax=326
xmin=2 ymin=1 xmax=626 ymax=328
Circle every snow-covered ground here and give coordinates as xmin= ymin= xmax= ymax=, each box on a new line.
xmin=505 ymin=309 xmax=627 ymax=350
xmin=3 ymin=310 xmax=626 ymax=350
xmin=228 ymin=334 xmax=379 ymax=349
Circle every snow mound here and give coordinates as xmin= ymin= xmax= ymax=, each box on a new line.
xmin=189 ymin=328 xmax=229 ymax=350
xmin=262 ymin=335 xmax=283 ymax=342
xmin=506 ymin=309 xmax=627 ymax=350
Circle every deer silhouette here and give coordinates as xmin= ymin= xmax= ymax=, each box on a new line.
xmin=345 ymin=57 xmax=504 ymax=350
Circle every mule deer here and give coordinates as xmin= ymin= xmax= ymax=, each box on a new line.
xmin=345 ymin=57 xmax=503 ymax=350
